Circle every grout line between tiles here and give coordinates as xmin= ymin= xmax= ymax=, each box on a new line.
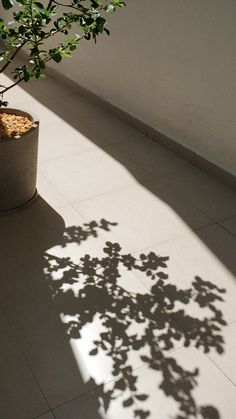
xmin=34 ymin=410 xmax=56 ymax=419
xmin=50 ymin=374 xmax=132 ymax=413
xmin=0 ymin=308 xmax=54 ymax=418
xmin=179 ymin=320 xmax=236 ymax=390
xmin=214 ymin=221 xmax=236 ymax=238
xmin=206 ymin=354 xmax=236 ymax=389
xmin=69 ymin=183 xmax=135 ymax=206
xmin=39 ymin=143 xmax=152 ymax=184
xmin=215 ymin=214 xmax=236 ymax=223
xmin=37 ymin=145 xmax=98 ymax=166
xmin=38 ymin=146 xmax=103 ymax=169
xmin=123 ymin=220 xmax=217 ymax=256
xmin=39 ymin=162 xmax=152 ymax=209
xmin=49 ymin=343 xmax=186 ymax=414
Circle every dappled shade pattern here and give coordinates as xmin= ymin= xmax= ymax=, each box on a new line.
xmin=44 ymin=220 xmax=226 ymax=419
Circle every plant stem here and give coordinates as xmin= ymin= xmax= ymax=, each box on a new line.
xmin=0 ymin=77 xmax=23 ymax=95
xmin=43 ymin=32 xmax=86 ymax=64
xmin=47 ymin=0 xmax=53 ymax=10
xmin=52 ymin=0 xmax=83 ymax=11
xmin=43 ymin=18 xmax=75 ymax=40
xmin=0 ymin=42 xmax=26 ymax=74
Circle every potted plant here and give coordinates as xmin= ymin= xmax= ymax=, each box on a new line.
xmin=0 ymin=0 xmax=125 ymax=214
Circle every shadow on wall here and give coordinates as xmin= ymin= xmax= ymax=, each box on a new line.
xmin=0 ymin=197 xmax=226 ymax=418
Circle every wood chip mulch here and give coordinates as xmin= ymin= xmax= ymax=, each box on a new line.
xmin=0 ymin=112 xmax=33 ymax=140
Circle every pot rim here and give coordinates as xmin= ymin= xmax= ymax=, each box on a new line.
xmin=0 ymin=107 xmax=39 ymax=143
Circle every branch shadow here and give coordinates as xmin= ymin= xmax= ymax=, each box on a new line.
xmin=0 ymin=196 xmax=227 ymax=418
xmin=0 ymin=197 xmax=104 ymax=417
xmin=3 ymin=61 xmax=235 ymax=279
xmin=43 ymin=208 xmax=227 ymax=418
xmin=0 ymin=63 xmax=234 ymax=418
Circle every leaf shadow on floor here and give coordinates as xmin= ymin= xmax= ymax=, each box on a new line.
xmin=44 ymin=212 xmax=227 ymax=419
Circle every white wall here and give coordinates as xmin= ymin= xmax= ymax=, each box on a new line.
xmin=47 ymin=0 xmax=236 ymax=176
xmin=4 ymin=1 xmax=236 ymax=175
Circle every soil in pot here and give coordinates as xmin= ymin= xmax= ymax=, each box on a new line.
xmin=0 ymin=112 xmax=33 ymax=140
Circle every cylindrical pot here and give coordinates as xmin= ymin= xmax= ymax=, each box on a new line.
xmin=0 ymin=108 xmax=39 ymax=214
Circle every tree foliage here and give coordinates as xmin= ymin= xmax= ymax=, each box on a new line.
xmin=0 ymin=0 xmax=126 ymax=106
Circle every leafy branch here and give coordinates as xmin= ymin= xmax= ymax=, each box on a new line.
xmin=0 ymin=0 xmax=126 ymax=106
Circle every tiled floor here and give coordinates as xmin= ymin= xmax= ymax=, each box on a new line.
xmin=0 ymin=67 xmax=236 ymax=419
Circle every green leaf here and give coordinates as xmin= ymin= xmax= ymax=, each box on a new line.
xmin=2 ymin=0 xmax=13 ymax=10
xmin=34 ymin=2 xmax=44 ymax=9
xmin=0 ymin=100 xmax=9 ymax=108
xmin=52 ymin=53 xmax=62 ymax=62
xmin=61 ymin=50 xmax=72 ymax=58
xmin=106 ymin=4 xmax=115 ymax=13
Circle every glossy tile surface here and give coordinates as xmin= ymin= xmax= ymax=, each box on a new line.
xmin=37 ymin=413 xmax=55 ymax=419
xmin=1 ymin=66 xmax=236 ymax=418
xmin=219 ymin=215 xmax=236 ymax=236
xmin=74 ymin=182 xmax=212 ymax=252
xmin=0 ymin=312 xmax=48 ymax=419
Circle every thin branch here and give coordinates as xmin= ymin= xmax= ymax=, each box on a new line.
xmin=43 ymin=32 xmax=86 ymax=64
xmin=0 ymin=77 xmax=23 ymax=95
xmin=47 ymin=0 xmax=53 ymax=10
xmin=0 ymin=41 xmax=27 ymax=74
xmin=51 ymin=0 xmax=85 ymax=11
xmin=43 ymin=18 xmax=75 ymax=41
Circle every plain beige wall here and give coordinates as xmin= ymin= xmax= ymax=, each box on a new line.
xmin=3 ymin=1 xmax=236 ymax=175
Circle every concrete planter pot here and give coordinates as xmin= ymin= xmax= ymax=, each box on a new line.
xmin=0 ymin=108 xmax=39 ymax=215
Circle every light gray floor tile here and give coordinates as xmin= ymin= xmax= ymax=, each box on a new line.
xmin=133 ymin=223 xmax=236 ymax=325
xmin=1 ymin=248 xmax=182 ymax=410
xmin=113 ymin=136 xmax=236 ymax=221
xmin=0 ymin=311 xmax=48 ymax=419
xmin=53 ymin=385 xmax=137 ymax=419
xmin=37 ymin=172 xmax=68 ymax=210
xmin=1 ymin=282 xmax=89 ymax=409
xmin=0 ymin=196 xmax=65 ymax=305
xmin=207 ymin=322 xmax=236 ymax=385
xmin=113 ymin=135 xmax=193 ymax=178
xmin=29 ymin=76 xmax=76 ymax=99
xmin=54 ymin=345 xmax=236 ymax=419
xmin=74 ymin=182 xmax=212 ymax=253
xmin=81 ymin=110 xmax=147 ymax=147
xmin=164 ymin=165 xmax=236 ymax=221
xmin=0 ymin=200 xmax=111 ymax=305
xmin=1 ymin=200 xmax=185 ymax=410
xmin=0 ymin=201 xmax=115 ymax=409
xmin=219 ymin=215 xmax=236 ymax=236
xmin=4 ymin=83 xmax=37 ymax=105
xmin=40 ymin=148 xmax=149 ymax=204
xmin=38 ymin=122 xmax=97 ymax=164
xmin=2 ymin=56 xmax=236 ymax=419
xmin=47 ymin=94 xmax=146 ymax=147
xmin=131 ymin=346 xmax=236 ymax=419
xmin=46 ymin=93 xmax=108 ymax=126
xmin=9 ymin=98 xmax=64 ymax=126
xmin=36 ymin=412 xmax=54 ymax=419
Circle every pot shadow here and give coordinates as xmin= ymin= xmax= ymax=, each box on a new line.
xmin=0 ymin=63 xmax=234 ymax=418
xmin=0 ymin=197 xmax=103 ymax=418
xmin=0 ymin=196 xmax=227 ymax=418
